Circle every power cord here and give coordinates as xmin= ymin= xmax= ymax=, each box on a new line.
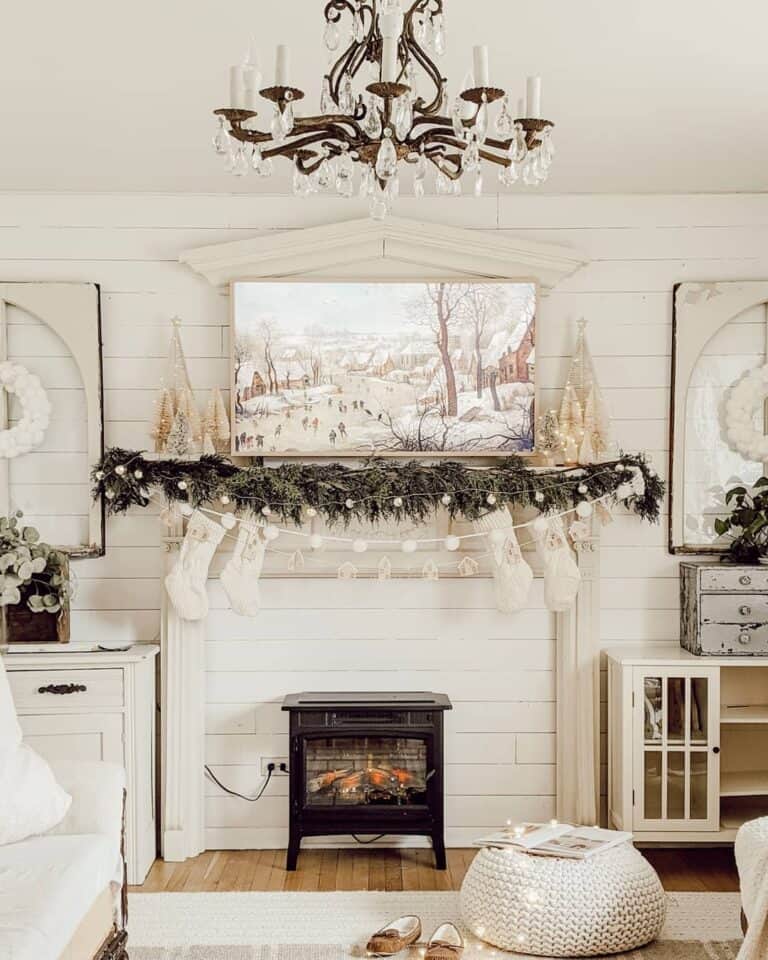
xmin=205 ymin=762 xmax=277 ymax=802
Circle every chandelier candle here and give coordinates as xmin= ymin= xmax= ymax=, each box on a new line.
xmin=212 ymin=0 xmax=556 ymax=216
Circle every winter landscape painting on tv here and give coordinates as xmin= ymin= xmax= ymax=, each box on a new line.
xmin=232 ymin=281 xmax=536 ymax=457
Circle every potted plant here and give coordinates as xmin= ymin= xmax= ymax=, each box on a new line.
xmin=715 ymin=479 xmax=768 ymax=564
xmin=0 ymin=513 xmax=72 ymax=643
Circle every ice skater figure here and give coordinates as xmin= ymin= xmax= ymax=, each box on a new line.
xmin=329 ymin=429 xmax=337 ymax=446
xmin=338 ymin=401 xmax=344 ymax=412
xmin=352 ymin=400 xmax=358 ymax=411
xmin=338 ymin=421 xmax=347 ymax=439
xmin=274 ymin=424 xmax=282 ymax=438
xmin=328 ymin=397 xmax=333 ymax=408
xmin=256 ymin=434 xmax=265 ymax=449
xmin=377 ymin=412 xmax=382 ymax=421
xmin=302 ymin=416 xmax=309 ymax=431
xmin=312 ymin=417 xmax=319 ymax=434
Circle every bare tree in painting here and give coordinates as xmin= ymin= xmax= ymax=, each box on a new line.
xmin=408 ymin=283 xmax=471 ymax=417
xmin=463 ymin=285 xmax=506 ymax=400
xmin=259 ymin=319 xmax=279 ymax=394
xmin=234 ymin=334 xmax=251 ymax=386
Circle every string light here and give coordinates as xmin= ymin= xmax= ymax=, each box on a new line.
xmin=115 ymin=465 xmax=126 ymax=476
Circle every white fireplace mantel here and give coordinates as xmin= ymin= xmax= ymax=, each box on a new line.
xmin=161 ymin=216 xmax=592 ymax=863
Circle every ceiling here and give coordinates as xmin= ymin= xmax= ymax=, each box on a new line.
xmin=2 ymin=0 xmax=767 ymax=195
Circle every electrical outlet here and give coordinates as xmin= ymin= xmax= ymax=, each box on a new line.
xmin=261 ymin=757 xmax=289 ymax=776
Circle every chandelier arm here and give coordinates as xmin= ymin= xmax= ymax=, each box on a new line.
xmin=296 ymin=115 xmax=366 ymax=138
xmin=260 ymin=131 xmax=343 ymax=160
xmin=402 ymin=35 xmax=444 ymax=114
xmin=327 ymin=4 xmax=377 ymax=105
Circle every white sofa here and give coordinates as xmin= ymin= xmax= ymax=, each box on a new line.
xmin=735 ymin=816 xmax=768 ymax=960
xmin=0 ymin=760 xmax=128 ymax=960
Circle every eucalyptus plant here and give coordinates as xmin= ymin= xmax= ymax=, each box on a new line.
xmin=0 ymin=513 xmax=71 ymax=614
xmin=715 ymin=478 xmax=768 ymax=563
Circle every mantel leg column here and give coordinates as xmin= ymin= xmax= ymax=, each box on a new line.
xmin=555 ymin=523 xmax=600 ymax=826
xmin=160 ymin=529 xmax=206 ymax=862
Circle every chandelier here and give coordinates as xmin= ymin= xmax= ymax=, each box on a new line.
xmin=212 ymin=0 xmax=555 ymax=217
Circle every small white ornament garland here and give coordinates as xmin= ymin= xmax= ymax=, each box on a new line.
xmin=725 ymin=364 xmax=768 ymax=461
xmin=0 ymin=362 xmax=50 ymax=458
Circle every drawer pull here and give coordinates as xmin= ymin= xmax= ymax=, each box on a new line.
xmin=739 ymin=633 xmax=751 ymax=645
xmin=37 ymin=683 xmax=87 ymax=696
xmin=740 ymin=605 xmax=753 ymax=616
xmin=739 ymin=575 xmax=752 ymax=586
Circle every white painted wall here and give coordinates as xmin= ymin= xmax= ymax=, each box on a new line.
xmin=5 ymin=191 xmax=768 ymax=849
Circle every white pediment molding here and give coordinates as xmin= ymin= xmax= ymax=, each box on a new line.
xmin=180 ymin=216 xmax=588 ymax=291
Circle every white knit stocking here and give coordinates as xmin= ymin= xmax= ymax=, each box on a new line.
xmin=220 ymin=523 xmax=266 ymax=617
xmin=533 ymin=514 xmax=581 ymax=611
xmin=165 ymin=509 xmax=224 ymax=621
xmin=473 ymin=507 xmax=534 ymax=613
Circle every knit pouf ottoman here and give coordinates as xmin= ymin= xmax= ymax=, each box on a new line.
xmin=460 ymin=842 xmax=666 ymax=957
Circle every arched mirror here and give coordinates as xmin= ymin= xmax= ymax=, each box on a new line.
xmin=0 ymin=283 xmax=104 ymax=557
xmin=670 ymin=281 xmax=768 ymax=553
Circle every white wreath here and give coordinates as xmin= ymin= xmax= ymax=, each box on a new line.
xmin=725 ymin=363 xmax=768 ymax=461
xmin=0 ymin=362 xmax=50 ymax=459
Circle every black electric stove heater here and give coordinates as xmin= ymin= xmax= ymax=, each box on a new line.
xmin=282 ymin=692 xmax=452 ymax=871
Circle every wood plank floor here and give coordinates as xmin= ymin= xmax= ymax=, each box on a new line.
xmin=131 ymin=847 xmax=739 ymax=894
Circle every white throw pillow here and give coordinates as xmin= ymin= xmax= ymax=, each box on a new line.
xmin=0 ymin=655 xmax=71 ymax=845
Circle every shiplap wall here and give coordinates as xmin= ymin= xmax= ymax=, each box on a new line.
xmin=4 ymin=191 xmax=768 ymax=849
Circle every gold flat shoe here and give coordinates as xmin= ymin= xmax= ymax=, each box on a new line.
xmin=367 ymin=916 xmax=422 ymax=956
xmin=425 ymin=923 xmax=464 ymax=960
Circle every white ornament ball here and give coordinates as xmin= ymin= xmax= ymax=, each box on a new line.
xmin=309 ymin=534 xmax=323 ymax=550
xmin=133 ymin=469 xmax=144 ymax=480
xmin=617 ymin=483 xmax=633 ymax=499
xmin=489 ymin=528 xmax=507 ymax=545
xmin=401 ymin=539 xmax=418 ymax=554
xmin=441 ymin=494 xmax=452 ymax=506
xmin=264 ymin=525 xmax=280 ymax=541
xmin=648 ymin=468 xmax=657 ymax=478
xmin=221 ymin=513 xmax=237 ymax=530
xmin=179 ymin=503 xmax=194 ymax=517
xmin=177 ymin=480 xmax=188 ymax=491
xmin=95 ymin=470 xmax=104 ymax=481
xmin=261 ymin=505 xmax=272 ymax=516
xmin=444 ymin=535 xmax=461 ymax=551
xmin=105 ymin=489 xmax=115 ymax=500
xmin=220 ymin=495 xmax=231 ymax=505
xmin=534 ymin=491 xmax=545 ymax=503
xmin=486 ymin=493 xmax=497 ymax=506
xmin=115 ymin=465 xmax=127 ymax=476
xmin=615 ymin=463 xmax=625 ymax=473
xmin=393 ymin=496 xmax=404 ymax=508
xmin=306 ymin=506 xmax=317 ymax=517
xmin=578 ymin=483 xmax=588 ymax=495
xmin=352 ymin=539 xmax=368 ymax=554
xmin=576 ymin=501 xmax=593 ymax=518
xmin=532 ymin=516 xmax=549 ymax=533
xmin=345 ymin=498 xmax=355 ymax=509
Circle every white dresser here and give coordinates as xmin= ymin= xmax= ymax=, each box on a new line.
xmin=2 ymin=644 xmax=159 ymax=884
xmin=607 ymin=643 xmax=768 ymax=843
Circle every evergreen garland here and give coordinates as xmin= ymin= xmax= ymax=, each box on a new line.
xmin=92 ymin=447 xmax=664 ymax=527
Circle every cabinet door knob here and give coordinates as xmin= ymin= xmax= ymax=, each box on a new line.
xmin=739 ymin=633 xmax=751 ymax=645
xmin=740 ymin=605 xmax=752 ymax=616
xmin=740 ymin=575 xmax=752 ymax=586
xmin=713 ymin=746 xmax=720 ymax=754
xmin=37 ymin=683 xmax=87 ymax=695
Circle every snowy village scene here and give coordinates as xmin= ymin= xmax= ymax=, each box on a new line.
xmin=232 ymin=281 xmax=536 ymax=456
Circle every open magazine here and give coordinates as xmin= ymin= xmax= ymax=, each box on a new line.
xmin=474 ymin=822 xmax=633 ymax=860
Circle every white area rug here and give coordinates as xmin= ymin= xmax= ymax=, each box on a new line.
xmin=128 ymin=891 xmax=744 ymax=957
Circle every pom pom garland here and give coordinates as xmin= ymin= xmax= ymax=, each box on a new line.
xmin=220 ymin=513 xmax=237 ymax=529
xmin=402 ymin=539 xmax=418 ymax=554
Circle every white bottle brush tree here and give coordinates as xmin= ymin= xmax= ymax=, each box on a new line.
xmin=150 ymin=317 xmax=203 ymax=455
xmin=560 ymin=319 xmax=613 ymax=464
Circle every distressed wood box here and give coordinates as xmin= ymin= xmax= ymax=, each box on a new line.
xmin=681 ymin=561 xmax=768 ymax=656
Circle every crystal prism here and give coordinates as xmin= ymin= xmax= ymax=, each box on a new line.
xmin=462 ymin=136 xmax=480 ymax=172
xmin=352 ymin=11 xmax=365 ymax=42
xmin=317 ymin=156 xmax=333 ymax=189
xmin=375 ymin=134 xmax=398 ymax=180
xmin=509 ymin=124 xmax=528 ymax=163
xmin=320 ymin=77 xmax=334 ymax=114
xmin=474 ymin=170 xmax=483 ymax=196
xmin=212 ymin=117 xmax=229 ymax=154
xmin=394 ymin=96 xmax=412 ymax=140
xmin=324 ymin=20 xmax=340 ymax=50
xmin=281 ymin=102 xmax=295 ymax=136
xmin=432 ymin=15 xmax=445 ymax=55
xmin=540 ymin=126 xmax=555 ymax=165
xmin=293 ymin=161 xmax=311 ymax=196
xmin=495 ymin=96 xmax=514 ymax=138
xmin=232 ymin=145 xmax=249 ymax=176
xmin=340 ymin=76 xmax=355 ymax=114
xmin=270 ymin=109 xmax=286 ymax=143
xmin=363 ymin=96 xmax=382 ymax=138
xmin=451 ymin=101 xmax=465 ymax=140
